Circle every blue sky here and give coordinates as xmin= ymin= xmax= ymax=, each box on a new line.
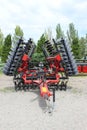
xmin=0 ymin=0 xmax=87 ymax=42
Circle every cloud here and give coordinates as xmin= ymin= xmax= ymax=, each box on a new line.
xmin=0 ymin=0 xmax=87 ymax=42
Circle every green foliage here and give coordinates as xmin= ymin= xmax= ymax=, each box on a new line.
xmin=36 ymin=34 xmax=46 ymax=53
xmin=67 ymin=23 xmax=81 ymax=59
xmin=32 ymin=52 xmax=45 ymax=62
xmin=68 ymin=23 xmax=78 ymax=40
xmin=0 ymin=45 xmax=3 ymax=58
xmin=56 ymin=24 xmax=64 ymax=39
xmin=79 ymin=37 xmax=86 ymax=58
xmin=0 ymin=29 xmax=4 ymax=45
xmin=15 ymin=25 xmax=23 ymax=36
xmin=71 ymin=38 xmax=80 ymax=59
xmin=1 ymin=34 xmax=12 ymax=62
xmin=84 ymin=34 xmax=87 ymax=56
xmin=12 ymin=25 xmax=24 ymax=45
xmin=0 ymin=29 xmax=4 ymax=57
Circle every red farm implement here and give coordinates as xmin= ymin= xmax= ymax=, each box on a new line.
xmin=76 ymin=59 xmax=87 ymax=73
xmin=3 ymin=37 xmax=78 ymax=112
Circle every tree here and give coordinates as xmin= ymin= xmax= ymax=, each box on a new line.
xmin=32 ymin=52 xmax=45 ymax=62
xmin=67 ymin=23 xmax=81 ymax=59
xmin=0 ymin=29 xmax=4 ymax=58
xmin=31 ymin=34 xmax=47 ymax=62
xmin=0 ymin=29 xmax=4 ymax=45
xmin=44 ymin=28 xmax=52 ymax=41
xmin=12 ymin=25 xmax=24 ymax=46
xmin=15 ymin=25 xmax=23 ymax=36
xmin=36 ymin=34 xmax=46 ymax=53
xmin=71 ymin=38 xmax=80 ymax=59
xmin=79 ymin=37 xmax=86 ymax=58
xmin=1 ymin=34 xmax=12 ymax=62
xmin=84 ymin=34 xmax=87 ymax=56
xmin=56 ymin=24 xmax=64 ymax=39
xmin=67 ymin=23 xmax=78 ymax=42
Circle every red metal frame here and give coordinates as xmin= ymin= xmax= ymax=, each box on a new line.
xmin=17 ymin=53 xmax=62 ymax=98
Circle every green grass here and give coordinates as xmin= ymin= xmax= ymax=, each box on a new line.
xmin=0 ymin=70 xmax=3 ymax=75
xmin=0 ymin=87 xmax=15 ymax=93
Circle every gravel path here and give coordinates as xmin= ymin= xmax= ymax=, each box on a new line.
xmin=0 ymin=75 xmax=87 ymax=130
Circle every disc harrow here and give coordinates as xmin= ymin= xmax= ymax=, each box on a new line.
xmin=3 ymin=38 xmax=35 ymax=76
xmin=53 ymin=38 xmax=78 ymax=76
xmin=3 ymin=37 xmax=78 ymax=112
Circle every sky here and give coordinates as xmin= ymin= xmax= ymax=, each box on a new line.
xmin=0 ymin=0 xmax=87 ymax=42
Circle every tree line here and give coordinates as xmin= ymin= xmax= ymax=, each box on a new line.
xmin=34 ymin=23 xmax=87 ymax=62
xmin=0 ymin=23 xmax=87 ymax=63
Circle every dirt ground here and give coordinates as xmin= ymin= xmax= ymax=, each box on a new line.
xmin=0 ymin=74 xmax=87 ymax=130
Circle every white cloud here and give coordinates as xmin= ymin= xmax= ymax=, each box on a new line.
xmin=75 ymin=1 xmax=87 ymax=10
xmin=0 ymin=0 xmax=87 ymax=42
